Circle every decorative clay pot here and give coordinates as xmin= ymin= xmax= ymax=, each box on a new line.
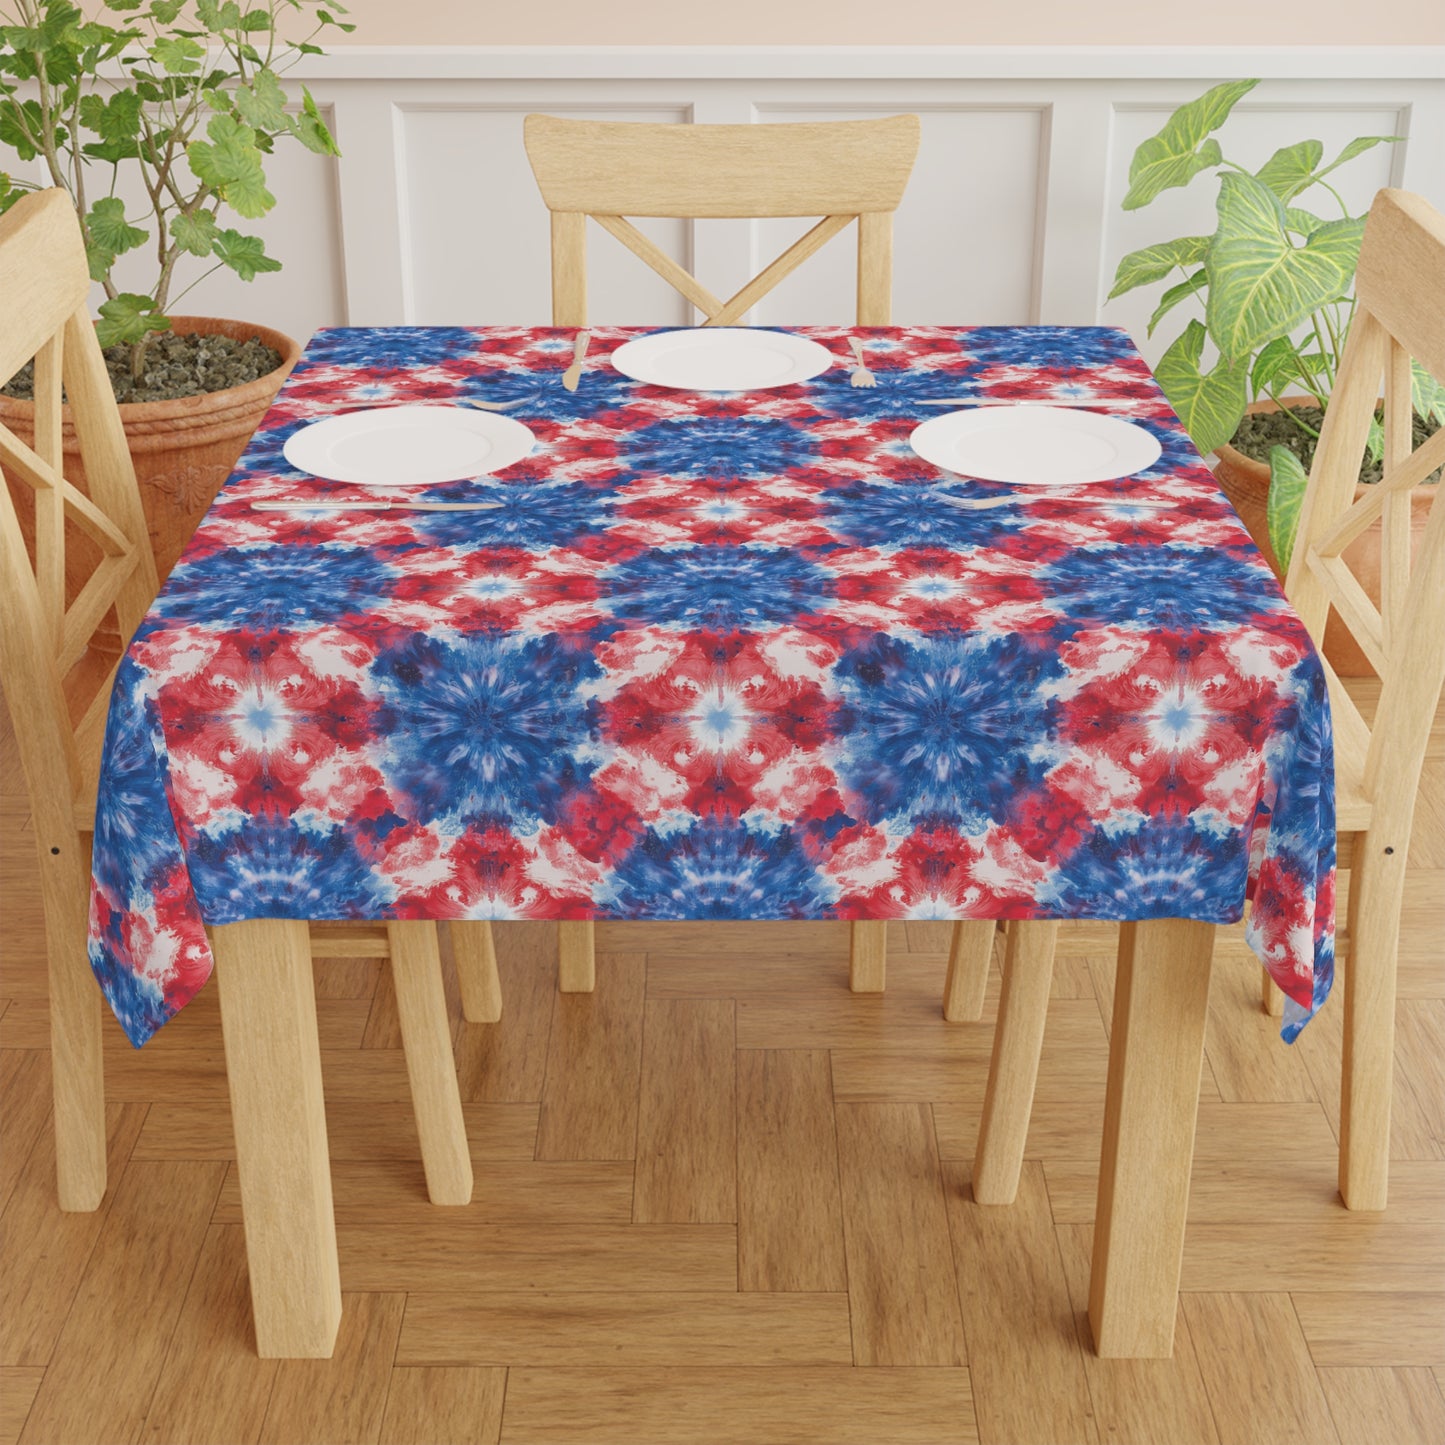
xmin=1214 ymin=396 xmax=1433 ymax=678
xmin=1 ymin=315 xmax=300 ymax=587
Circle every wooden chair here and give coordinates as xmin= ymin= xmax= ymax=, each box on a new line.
xmin=970 ymin=190 xmax=1445 ymax=1219
xmin=1265 ymin=187 xmax=1445 ymax=1210
xmin=0 ymin=189 xmax=497 ymax=1216
xmin=523 ymin=111 xmax=921 ymax=992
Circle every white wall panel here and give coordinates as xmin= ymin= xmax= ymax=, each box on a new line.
xmin=397 ymin=103 xmax=693 ymax=326
xmin=13 ymin=50 xmax=1439 ymax=355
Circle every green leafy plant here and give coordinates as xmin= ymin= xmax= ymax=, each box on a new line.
xmin=0 ymin=0 xmax=347 ymax=378
xmin=1108 ymin=79 xmax=1445 ymax=564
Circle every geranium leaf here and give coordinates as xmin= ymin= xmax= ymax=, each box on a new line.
xmin=210 ymin=227 xmax=281 ymax=282
xmin=169 ymin=209 xmax=219 ymax=257
xmin=95 ymin=292 xmax=171 ymax=348
xmin=1155 ymin=317 xmax=1248 ymax=456
xmin=151 ymin=34 xmax=203 ymax=72
xmin=1107 ymin=235 xmax=1211 ymax=299
xmin=86 ymin=196 xmax=146 ymax=257
xmin=1205 ymin=172 xmax=1365 ymax=361
xmin=1121 ymin=79 xmax=1257 ymax=210
xmin=186 ymin=112 xmax=275 ymax=217
xmin=1266 ymin=444 xmax=1310 ymax=570
xmin=232 ymin=68 xmax=287 ymax=131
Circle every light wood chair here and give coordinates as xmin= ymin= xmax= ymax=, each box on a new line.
xmin=523 ymin=111 xmax=921 ymax=992
xmin=0 ymin=189 xmax=497 ymax=1214
xmin=1264 ymin=187 xmax=1445 ymax=1211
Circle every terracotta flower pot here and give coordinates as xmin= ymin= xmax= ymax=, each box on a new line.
xmin=1214 ymin=396 xmax=1433 ymax=678
xmin=1 ymin=315 xmax=300 ymax=589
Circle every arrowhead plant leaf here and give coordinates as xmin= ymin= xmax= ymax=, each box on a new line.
xmin=1266 ymin=444 xmax=1310 ymax=570
xmin=1205 ymin=172 xmax=1365 ymax=362
xmin=1154 ymin=318 xmax=1248 ymax=456
xmin=1254 ymin=139 xmax=1323 ymax=203
xmin=1107 ymin=236 xmax=1211 ymax=300
xmin=1121 ymin=78 xmax=1258 ymax=210
xmin=1146 ymin=268 xmax=1207 ymax=337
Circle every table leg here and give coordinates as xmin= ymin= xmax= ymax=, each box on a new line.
xmin=558 ymin=921 xmax=595 ymax=992
xmin=450 ymin=921 xmax=502 ymax=1023
xmin=388 ymin=922 xmax=473 ymax=1206
xmin=213 ymin=919 xmax=341 ymax=1359
xmin=1088 ymin=918 xmax=1214 ymax=1359
xmin=942 ymin=920 xmax=995 ymax=1021
xmin=849 ymin=922 xmax=887 ymax=992
xmin=973 ymin=921 xmax=1058 ymax=1203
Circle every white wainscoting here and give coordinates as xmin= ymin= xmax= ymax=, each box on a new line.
xmin=22 ymin=47 xmax=1445 ymax=367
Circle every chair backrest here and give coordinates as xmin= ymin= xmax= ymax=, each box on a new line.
xmin=0 ymin=188 xmax=159 ymax=839
xmin=1284 ymin=188 xmax=1445 ymax=832
xmin=522 ymin=113 xmax=921 ymax=327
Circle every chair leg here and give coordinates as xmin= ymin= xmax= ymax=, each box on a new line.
xmin=450 ymin=921 xmax=502 ymax=1023
xmin=213 ymin=919 xmax=341 ymax=1358
xmin=849 ymin=922 xmax=887 ymax=992
xmin=972 ymin=921 xmax=1058 ymax=1203
xmin=387 ymin=922 xmax=473 ymax=1206
xmin=558 ymin=921 xmax=595 ymax=992
xmin=1088 ymin=918 xmax=1214 ymax=1358
xmin=943 ymin=920 xmax=995 ymax=1021
xmin=42 ymin=836 xmax=106 ymax=1210
xmin=1340 ymin=843 xmax=1407 ymax=1211
xmin=1260 ymin=966 xmax=1284 ymax=1017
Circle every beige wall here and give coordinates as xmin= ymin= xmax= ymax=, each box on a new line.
xmin=326 ymin=0 xmax=1445 ymax=47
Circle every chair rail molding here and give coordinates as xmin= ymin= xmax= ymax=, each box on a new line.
xmin=8 ymin=47 xmax=1444 ymax=358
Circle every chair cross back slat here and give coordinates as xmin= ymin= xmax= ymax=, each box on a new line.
xmin=1284 ymin=189 xmax=1445 ymax=823
xmin=0 ymin=190 xmax=159 ymax=837
xmin=524 ymin=114 xmax=921 ymax=328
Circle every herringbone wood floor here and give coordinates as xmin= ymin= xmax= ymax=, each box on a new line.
xmin=1 ymin=687 xmax=1442 ymax=1445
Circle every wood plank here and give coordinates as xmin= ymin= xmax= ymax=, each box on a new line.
xmin=0 ymin=1371 xmax=43 ymax=1445
xmin=257 ymin=1292 xmax=406 ymax=1445
xmin=499 ymin=1367 xmax=977 ymax=1445
xmin=834 ymin=1101 xmax=967 ymax=1366
xmin=602 ymin=920 xmax=849 ymax=958
xmin=536 ymin=953 xmax=644 ymax=1160
xmin=943 ymin=1161 xmax=1098 ymax=1445
xmin=138 ymin=1225 xmax=278 ymax=1445
xmin=633 ymin=999 xmax=736 ymax=1223
xmin=133 ymin=1099 xmax=540 ymax=1163
xmin=1318 ymin=1367 xmax=1445 ymax=1445
xmin=0 ymin=1101 xmax=147 ymax=1367
xmin=0 ymin=1052 xmax=51 ymax=1217
xmin=650 ymin=951 xmax=952 ymax=1004
xmin=453 ymin=947 xmax=555 ymax=1104
xmin=399 ymin=1292 xmax=852 ymax=1367
xmin=1044 ymin=1158 xmax=1445 ymax=1227
xmin=379 ymin=1367 xmax=505 ymax=1445
xmin=1054 ymin=1225 xmax=1220 ymax=1445
xmin=1203 ymin=954 xmax=1320 ymax=1103
xmin=214 ymin=1158 xmax=635 ymax=1226
xmin=1291 ymin=1291 xmax=1445 ymax=1367
xmin=1178 ymin=1221 xmax=1445 ymax=1292
xmin=19 ymin=1161 xmax=225 ymax=1445
xmin=736 ymin=1049 xmax=847 ymax=1292
xmin=336 ymin=1222 xmax=737 ymax=1293
xmin=1180 ymin=1293 xmax=1339 ymax=1445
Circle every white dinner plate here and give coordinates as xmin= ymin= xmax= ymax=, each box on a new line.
xmin=909 ymin=405 xmax=1163 ymax=486
xmin=282 ymin=406 xmax=535 ymax=487
xmin=610 ymin=328 xmax=835 ymax=391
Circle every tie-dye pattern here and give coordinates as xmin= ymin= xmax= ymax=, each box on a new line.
xmin=87 ymin=326 xmax=1335 ymax=1046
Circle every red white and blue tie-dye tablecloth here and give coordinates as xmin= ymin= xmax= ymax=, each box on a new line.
xmin=87 ymin=326 xmax=1335 ymax=1047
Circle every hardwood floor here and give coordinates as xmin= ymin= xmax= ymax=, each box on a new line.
xmin=1 ymin=689 xmax=1442 ymax=1445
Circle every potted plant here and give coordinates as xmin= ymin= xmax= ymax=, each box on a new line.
xmin=0 ymin=0 xmax=348 ymax=581
xmin=1107 ymin=79 xmax=1443 ymax=673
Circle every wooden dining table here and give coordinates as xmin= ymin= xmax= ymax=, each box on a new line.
xmin=85 ymin=324 xmax=1336 ymax=1360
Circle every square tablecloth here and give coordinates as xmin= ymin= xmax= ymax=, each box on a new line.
xmin=87 ymin=326 xmax=1335 ymax=1047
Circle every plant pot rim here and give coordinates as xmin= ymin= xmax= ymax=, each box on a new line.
xmin=0 ymin=315 xmax=301 ymax=448
xmin=1213 ymin=395 xmax=1315 ymax=487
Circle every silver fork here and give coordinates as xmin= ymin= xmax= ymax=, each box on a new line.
xmin=848 ymin=338 xmax=877 ymax=389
